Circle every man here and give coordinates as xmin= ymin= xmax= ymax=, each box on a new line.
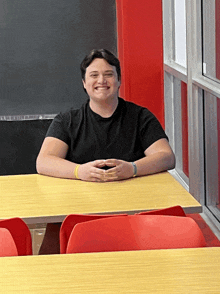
xmin=36 ymin=49 xmax=175 ymax=254
xmin=37 ymin=49 xmax=175 ymax=182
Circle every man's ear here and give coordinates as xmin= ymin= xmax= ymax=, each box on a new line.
xmin=82 ymin=79 xmax=86 ymax=89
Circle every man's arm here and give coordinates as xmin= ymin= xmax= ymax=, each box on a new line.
xmin=104 ymin=138 xmax=175 ymax=181
xmin=36 ymin=137 xmax=106 ymax=181
xmin=135 ymin=138 xmax=175 ymax=176
xmin=36 ymin=137 xmax=77 ymax=179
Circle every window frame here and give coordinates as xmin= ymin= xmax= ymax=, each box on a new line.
xmin=163 ymin=0 xmax=220 ymax=229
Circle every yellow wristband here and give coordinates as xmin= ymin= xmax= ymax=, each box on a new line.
xmin=74 ymin=164 xmax=80 ymax=179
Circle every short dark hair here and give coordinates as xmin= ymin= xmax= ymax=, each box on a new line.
xmin=80 ymin=49 xmax=121 ymax=81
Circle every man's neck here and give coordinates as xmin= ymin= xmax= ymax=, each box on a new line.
xmin=89 ymin=98 xmax=119 ymax=118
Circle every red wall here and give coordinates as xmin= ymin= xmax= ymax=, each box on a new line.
xmin=181 ymin=82 xmax=189 ymax=177
xmin=116 ymin=0 xmax=164 ymax=126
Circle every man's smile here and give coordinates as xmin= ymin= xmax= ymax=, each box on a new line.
xmin=95 ymin=86 xmax=110 ymax=90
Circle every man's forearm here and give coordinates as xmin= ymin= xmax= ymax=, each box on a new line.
xmin=36 ymin=155 xmax=77 ymax=179
xmin=135 ymin=152 xmax=175 ymax=177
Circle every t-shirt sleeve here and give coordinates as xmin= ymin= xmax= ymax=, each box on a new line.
xmin=46 ymin=112 xmax=70 ymax=145
xmin=139 ymin=108 xmax=168 ymax=151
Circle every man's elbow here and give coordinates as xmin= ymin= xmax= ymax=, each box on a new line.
xmin=167 ymin=152 xmax=176 ymax=170
xmin=36 ymin=155 xmax=45 ymax=175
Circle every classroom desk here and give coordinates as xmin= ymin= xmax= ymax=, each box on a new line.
xmin=0 ymin=172 xmax=201 ymax=224
xmin=0 ymin=247 xmax=219 ymax=293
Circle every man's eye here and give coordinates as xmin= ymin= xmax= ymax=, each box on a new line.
xmin=105 ymin=73 xmax=113 ymax=77
xmin=90 ymin=74 xmax=98 ymax=78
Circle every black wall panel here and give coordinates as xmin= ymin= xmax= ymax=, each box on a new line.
xmin=0 ymin=120 xmax=52 ymax=175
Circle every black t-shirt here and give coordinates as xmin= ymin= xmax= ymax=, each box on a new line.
xmin=46 ymin=98 xmax=168 ymax=164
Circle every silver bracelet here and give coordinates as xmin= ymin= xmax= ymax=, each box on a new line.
xmin=131 ymin=162 xmax=137 ymax=177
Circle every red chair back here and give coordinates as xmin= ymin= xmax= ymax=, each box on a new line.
xmin=66 ymin=215 xmax=206 ymax=254
xmin=137 ymin=205 xmax=186 ymax=217
xmin=60 ymin=214 xmax=127 ymax=253
xmin=0 ymin=218 xmax=32 ymax=256
xmin=0 ymin=228 xmax=18 ymax=257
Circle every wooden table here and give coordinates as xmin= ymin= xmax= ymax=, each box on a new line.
xmin=0 ymin=172 xmax=201 ymax=224
xmin=0 ymin=247 xmax=219 ymax=293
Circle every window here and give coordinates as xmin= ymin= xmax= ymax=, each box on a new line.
xmin=163 ymin=0 xmax=220 ymax=229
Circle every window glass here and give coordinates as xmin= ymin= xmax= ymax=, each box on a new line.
xmin=174 ymin=0 xmax=187 ymax=67
xmin=204 ymin=93 xmax=220 ymax=221
xmin=203 ymin=0 xmax=220 ymax=82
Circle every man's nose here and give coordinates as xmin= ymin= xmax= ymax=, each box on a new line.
xmin=98 ymin=74 xmax=107 ymax=84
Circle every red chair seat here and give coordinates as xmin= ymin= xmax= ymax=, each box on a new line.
xmin=0 ymin=228 xmax=18 ymax=257
xmin=0 ymin=218 xmax=32 ymax=256
xmin=60 ymin=214 xmax=127 ymax=254
xmin=137 ymin=205 xmax=186 ymax=217
xmin=66 ymin=215 xmax=206 ymax=254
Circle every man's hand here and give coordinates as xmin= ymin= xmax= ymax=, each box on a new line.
xmin=77 ymin=160 xmax=106 ymax=182
xmin=103 ymin=159 xmax=134 ymax=181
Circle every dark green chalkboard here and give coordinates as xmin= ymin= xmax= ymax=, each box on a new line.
xmin=0 ymin=0 xmax=117 ymax=116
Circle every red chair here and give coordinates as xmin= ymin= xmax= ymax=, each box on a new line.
xmin=0 ymin=218 xmax=32 ymax=256
xmin=0 ymin=228 xmax=18 ymax=257
xmin=136 ymin=205 xmax=186 ymax=217
xmin=60 ymin=214 xmax=127 ymax=253
xmin=66 ymin=215 xmax=206 ymax=254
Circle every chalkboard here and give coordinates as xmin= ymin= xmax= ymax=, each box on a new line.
xmin=0 ymin=0 xmax=117 ymax=116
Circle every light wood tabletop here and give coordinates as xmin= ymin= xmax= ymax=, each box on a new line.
xmin=0 ymin=172 xmax=201 ymax=223
xmin=0 ymin=247 xmax=219 ymax=293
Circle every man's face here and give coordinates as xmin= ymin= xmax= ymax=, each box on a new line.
xmin=82 ymin=58 xmax=120 ymax=103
